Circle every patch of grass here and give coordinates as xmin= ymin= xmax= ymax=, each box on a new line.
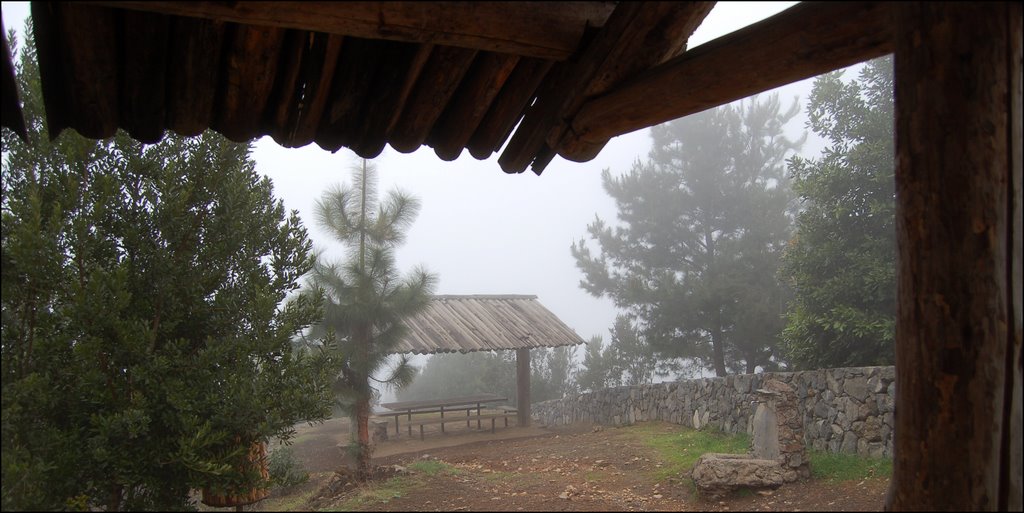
xmin=809 ymin=450 xmax=892 ymax=481
xmin=625 ymin=422 xmax=749 ymax=481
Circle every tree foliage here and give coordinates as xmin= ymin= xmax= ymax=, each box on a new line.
xmin=572 ymin=94 xmax=802 ymax=376
xmin=575 ymin=336 xmax=617 ymax=393
xmin=1 ymin=29 xmax=333 ymax=511
xmin=304 ymin=159 xmax=436 ymax=479
xmin=780 ymin=56 xmax=895 ymax=369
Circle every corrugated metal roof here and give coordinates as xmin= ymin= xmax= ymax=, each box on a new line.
xmin=393 ymin=295 xmax=585 ymax=354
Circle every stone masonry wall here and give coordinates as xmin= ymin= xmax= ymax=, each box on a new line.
xmin=533 ymin=366 xmax=895 ymax=458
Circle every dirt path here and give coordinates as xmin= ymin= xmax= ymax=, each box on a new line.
xmin=262 ymin=420 xmax=888 ymax=512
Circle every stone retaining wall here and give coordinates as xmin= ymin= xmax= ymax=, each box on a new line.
xmin=533 ymin=366 xmax=894 ymax=458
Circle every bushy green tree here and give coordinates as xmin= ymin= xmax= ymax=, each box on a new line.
xmin=576 ymin=336 xmax=616 ymax=393
xmin=1 ymin=29 xmax=334 ymax=511
xmin=780 ymin=56 xmax=895 ymax=369
xmin=304 ymin=159 xmax=436 ymax=480
xmin=607 ymin=315 xmax=656 ymax=386
xmin=572 ymin=94 xmax=802 ymax=376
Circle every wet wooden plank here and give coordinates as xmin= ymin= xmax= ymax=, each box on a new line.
xmin=349 ymin=41 xmax=430 ymax=159
xmin=499 ymin=2 xmax=712 ymax=174
xmin=465 ymin=57 xmax=553 ymax=160
xmin=264 ymin=29 xmax=307 ymax=146
xmin=47 ymin=3 xmax=120 ymax=140
xmin=283 ymin=32 xmax=344 ymax=148
xmin=213 ymin=23 xmax=286 ymax=142
xmin=81 ymin=1 xmax=617 ymax=60
xmin=120 ymin=9 xmax=170 ymax=143
xmin=388 ymin=45 xmax=477 ymax=153
xmin=166 ymin=16 xmax=225 ymax=136
xmin=314 ymin=36 xmax=382 ymax=152
xmin=429 ymin=51 xmax=520 ymax=161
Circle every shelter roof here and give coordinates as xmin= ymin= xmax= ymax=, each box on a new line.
xmin=1 ymin=2 xmax=892 ymax=174
xmin=393 ymin=295 xmax=585 ymax=355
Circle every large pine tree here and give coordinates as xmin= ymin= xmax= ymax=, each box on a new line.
xmin=572 ymin=94 xmax=802 ymax=376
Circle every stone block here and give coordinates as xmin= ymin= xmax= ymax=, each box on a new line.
xmin=844 ymin=375 xmax=870 ymax=402
xmin=691 ymin=454 xmax=787 ymax=499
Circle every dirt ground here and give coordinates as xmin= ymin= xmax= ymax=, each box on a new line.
xmin=251 ymin=417 xmax=889 ymax=512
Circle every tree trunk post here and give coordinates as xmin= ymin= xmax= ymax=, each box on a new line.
xmin=889 ymin=3 xmax=1022 ymax=510
xmin=516 ymin=348 xmax=531 ymax=427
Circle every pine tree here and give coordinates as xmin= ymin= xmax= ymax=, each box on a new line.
xmin=305 ymin=159 xmax=436 ymax=479
xmin=572 ymin=94 xmax=803 ymax=376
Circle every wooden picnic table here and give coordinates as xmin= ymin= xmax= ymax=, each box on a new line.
xmin=375 ymin=393 xmax=514 ymax=438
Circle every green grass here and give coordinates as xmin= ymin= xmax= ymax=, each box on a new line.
xmin=623 ymin=422 xmax=892 ymax=484
xmin=625 ymin=422 xmax=750 ymax=481
xmin=809 ymin=449 xmax=893 ymax=481
xmin=407 ymin=459 xmax=461 ymax=476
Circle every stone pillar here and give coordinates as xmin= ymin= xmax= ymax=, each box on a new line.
xmin=753 ymin=379 xmax=810 ymax=480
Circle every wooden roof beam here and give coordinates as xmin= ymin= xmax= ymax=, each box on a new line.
xmin=498 ymin=2 xmax=714 ymax=174
xmin=557 ymin=1 xmax=896 ymax=162
xmin=78 ymin=1 xmax=617 ymax=61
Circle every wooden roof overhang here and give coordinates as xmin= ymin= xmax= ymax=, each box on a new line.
xmin=1 ymin=1 xmax=894 ymax=174
xmin=391 ymin=295 xmax=586 ymax=355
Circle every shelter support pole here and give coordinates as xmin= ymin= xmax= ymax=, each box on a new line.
xmin=888 ymin=3 xmax=1022 ymax=510
xmin=516 ymin=348 xmax=531 ymax=427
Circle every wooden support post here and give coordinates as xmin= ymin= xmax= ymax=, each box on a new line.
xmin=888 ymin=3 xmax=1022 ymax=510
xmin=516 ymin=348 xmax=531 ymax=427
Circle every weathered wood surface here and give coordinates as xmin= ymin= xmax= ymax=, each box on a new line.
xmin=350 ymin=41 xmax=430 ymax=158
xmin=888 ymin=3 xmax=1022 ymax=510
xmin=499 ymin=2 xmax=712 ymax=174
xmin=389 ymin=45 xmax=478 ymax=153
xmin=315 ymin=37 xmax=383 ymax=152
xmin=79 ymin=1 xmax=616 ymax=61
xmin=166 ymin=16 xmax=225 ymax=136
xmin=120 ymin=9 xmax=170 ymax=144
xmin=562 ymin=2 xmax=894 ymax=159
xmin=39 ymin=3 xmax=120 ymax=140
xmin=517 ymin=348 xmax=531 ymax=427
xmin=213 ymin=23 xmax=285 ymax=142
xmin=429 ymin=51 xmax=520 ymax=161
xmin=551 ymin=1 xmax=714 ymax=164
xmin=465 ymin=57 xmax=553 ymax=160
xmin=264 ymin=29 xmax=308 ymax=146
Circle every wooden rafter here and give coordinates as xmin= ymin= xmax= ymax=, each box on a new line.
xmin=78 ymin=1 xmax=617 ymax=61
xmin=498 ymin=1 xmax=714 ymax=174
xmin=558 ymin=2 xmax=895 ymax=159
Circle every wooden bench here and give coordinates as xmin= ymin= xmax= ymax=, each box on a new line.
xmin=410 ymin=411 xmax=518 ymax=440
